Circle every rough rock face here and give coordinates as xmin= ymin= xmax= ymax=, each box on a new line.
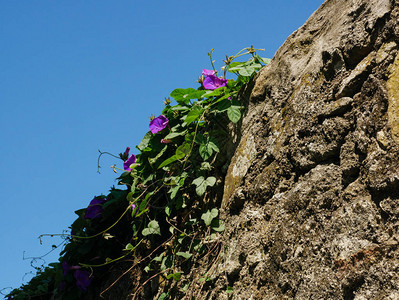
xmin=196 ymin=0 xmax=399 ymax=299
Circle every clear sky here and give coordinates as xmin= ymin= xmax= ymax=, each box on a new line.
xmin=0 ymin=0 xmax=324 ymax=295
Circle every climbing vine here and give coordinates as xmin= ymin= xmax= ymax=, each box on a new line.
xmin=6 ymin=46 xmax=270 ymax=300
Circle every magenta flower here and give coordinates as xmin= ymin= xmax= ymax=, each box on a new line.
xmin=131 ymin=204 xmax=138 ymax=217
xmin=202 ymin=69 xmax=216 ymax=76
xmin=74 ymin=269 xmax=92 ymax=292
xmin=84 ymin=196 xmax=107 ymax=219
xmin=202 ymin=75 xmax=228 ymax=90
xmin=149 ymin=115 xmax=169 ymax=134
xmin=123 ymin=154 xmax=137 ymax=171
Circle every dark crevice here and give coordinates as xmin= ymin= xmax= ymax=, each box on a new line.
xmin=342 ymin=275 xmax=365 ymax=300
xmin=369 ymin=188 xmax=399 ymax=222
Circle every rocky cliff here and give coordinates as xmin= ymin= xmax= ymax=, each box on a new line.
xmin=193 ymin=0 xmax=399 ymax=299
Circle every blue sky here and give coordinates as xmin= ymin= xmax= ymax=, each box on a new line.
xmin=0 ymin=0 xmax=324 ymax=295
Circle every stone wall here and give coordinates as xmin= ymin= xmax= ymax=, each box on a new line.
xmin=198 ymin=0 xmax=399 ymax=299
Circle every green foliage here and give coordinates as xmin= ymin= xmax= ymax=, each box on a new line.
xmin=192 ymin=176 xmax=216 ymax=196
xmin=142 ymin=220 xmax=161 ymax=236
xmin=201 ymin=208 xmax=219 ymax=226
xmin=7 ymin=46 xmax=270 ymax=299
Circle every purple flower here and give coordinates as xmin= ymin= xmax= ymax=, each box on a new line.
xmin=74 ymin=269 xmax=92 ymax=292
xmin=62 ymin=262 xmax=71 ymax=276
xmin=124 ymin=147 xmax=130 ymax=157
xmin=202 ymin=69 xmax=216 ymax=76
xmin=62 ymin=262 xmax=73 ymax=276
xmin=62 ymin=262 xmax=81 ymax=276
xmin=84 ymin=197 xmax=107 ymax=219
xmin=149 ymin=115 xmax=169 ymax=134
xmin=202 ymin=75 xmax=228 ymax=90
xmin=123 ymin=154 xmax=137 ymax=171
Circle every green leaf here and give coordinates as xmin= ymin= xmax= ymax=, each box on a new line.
xmin=142 ymin=220 xmax=161 ymax=236
xmin=139 ymin=192 xmax=152 ymax=211
xmin=125 ymin=243 xmax=134 ymax=251
xmin=166 ymin=272 xmax=182 ymax=281
xmin=132 ymin=223 xmax=138 ymax=236
xmin=184 ymin=105 xmax=204 ymax=124
xmin=161 ymin=255 xmax=173 ymax=271
xmin=158 ymin=292 xmax=169 ymax=300
xmin=192 ymin=176 xmax=216 ymax=196
xmin=199 ymin=137 xmax=219 ymax=160
xmin=139 ymin=199 xmax=147 ymax=212
xmin=176 ymin=251 xmax=193 ymax=259
xmin=170 ymin=105 xmax=189 ymax=111
xmin=211 ymin=219 xmax=225 ymax=232
xmin=148 ymin=145 xmax=168 ymax=166
xmin=164 ymin=130 xmax=187 ymax=140
xmin=175 ymin=143 xmax=191 ymax=160
xmin=203 ymin=87 xmax=227 ymax=98
xmin=196 ymin=134 xmax=219 ymax=160
xmin=168 ymin=172 xmax=187 ymax=199
xmin=171 ymin=88 xmax=206 ymax=104
xmin=228 ymin=61 xmax=244 ymax=69
xmin=227 ymin=79 xmax=236 ymax=88
xmin=144 ymin=265 xmax=152 ymax=273
xmin=158 ymin=155 xmax=179 ymax=169
xmin=187 ymin=90 xmax=206 ymax=99
xmin=137 ymin=131 xmax=152 ymax=151
xmin=165 ymin=205 xmax=172 ymax=216
xmin=153 ymin=252 xmax=165 ymax=262
xmin=200 ymin=162 xmax=212 ymax=171
xmin=226 ymin=286 xmax=233 ymax=293
xmin=227 ymin=105 xmax=242 ymax=123
xmin=168 ymin=185 xmax=180 ymax=200
xmin=238 ymin=66 xmax=255 ymax=76
xmin=201 ymin=208 xmax=219 ymax=226
xmin=228 ymin=60 xmax=262 ymax=77
xmin=199 ymin=146 xmax=211 ymax=161
xmin=217 ymin=98 xmax=232 ymax=112
xmin=170 ymin=88 xmax=196 ymax=104
xmin=194 ymin=133 xmax=206 ymax=144
xmin=254 ymin=53 xmax=271 ymax=65
xmin=135 ymin=208 xmax=149 ymax=217
xmin=208 ymin=137 xmax=219 ymax=152
xmin=199 ymin=275 xmax=210 ymax=282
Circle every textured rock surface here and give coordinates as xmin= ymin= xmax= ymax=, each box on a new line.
xmin=197 ymin=0 xmax=399 ymax=299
